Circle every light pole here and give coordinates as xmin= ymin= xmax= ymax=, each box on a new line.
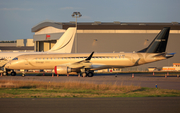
xmin=72 ymin=12 xmax=82 ymax=53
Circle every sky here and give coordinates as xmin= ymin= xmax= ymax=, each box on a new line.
xmin=0 ymin=0 xmax=180 ymax=41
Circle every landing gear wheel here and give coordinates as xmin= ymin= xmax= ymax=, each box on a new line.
xmin=81 ymin=72 xmax=87 ymax=77
xmin=3 ymin=72 xmax=8 ymax=76
xmin=11 ymin=72 xmax=16 ymax=76
xmin=87 ymin=72 xmax=94 ymax=77
xmin=22 ymin=73 xmax=25 ymax=77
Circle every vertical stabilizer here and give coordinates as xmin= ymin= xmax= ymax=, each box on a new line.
xmin=138 ymin=27 xmax=170 ymax=53
xmin=48 ymin=27 xmax=76 ymax=53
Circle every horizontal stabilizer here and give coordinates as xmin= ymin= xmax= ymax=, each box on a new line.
xmin=153 ymin=52 xmax=175 ymax=59
xmin=165 ymin=53 xmax=176 ymax=58
xmin=153 ymin=53 xmax=166 ymax=57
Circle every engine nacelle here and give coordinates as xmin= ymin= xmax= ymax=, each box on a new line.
xmin=54 ymin=66 xmax=71 ymax=74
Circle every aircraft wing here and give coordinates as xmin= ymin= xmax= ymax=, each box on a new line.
xmin=73 ymin=51 xmax=94 ymax=63
xmin=0 ymin=58 xmax=7 ymax=61
xmin=54 ymin=52 xmax=96 ymax=76
xmin=57 ymin=51 xmax=94 ymax=69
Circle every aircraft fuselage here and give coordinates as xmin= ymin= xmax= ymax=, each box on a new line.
xmin=5 ymin=52 xmax=167 ymax=70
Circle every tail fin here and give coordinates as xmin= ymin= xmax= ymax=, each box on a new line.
xmin=48 ymin=27 xmax=76 ymax=53
xmin=138 ymin=27 xmax=170 ymax=53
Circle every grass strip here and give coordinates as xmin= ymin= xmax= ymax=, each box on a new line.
xmin=0 ymin=80 xmax=180 ymax=98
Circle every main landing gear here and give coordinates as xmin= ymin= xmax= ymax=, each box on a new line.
xmin=2 ymin=70 xmax=16 ymax=76
xmin=81 ymin=71 xmax=94 ymax=77
xmin=3 ymin=71 xmax=8 ymax=76
xmin=11 ymin=71 xmax=16 ymax=76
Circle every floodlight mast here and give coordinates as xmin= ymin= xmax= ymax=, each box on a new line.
xmin=72 ymin=12 xmax=82 ymax=53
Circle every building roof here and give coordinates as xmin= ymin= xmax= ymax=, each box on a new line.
xmin=0 ymin=46 xmax=34 ymax=50
xmin=32 ymin=22 xmax=63 ymax=32
xmin=32 ymin=21 xmax=180 ymax=32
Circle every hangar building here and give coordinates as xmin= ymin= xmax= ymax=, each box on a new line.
xmin=32 ymin=21 xmax=180 ymax=70
xmin=0 ymin=39 xmax=34 ymax=52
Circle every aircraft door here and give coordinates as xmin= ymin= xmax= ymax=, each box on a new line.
xmin=23 ymin=57 xmax=29 ymax=66
xmin=131 ymin=52 xmax=136 ymax=63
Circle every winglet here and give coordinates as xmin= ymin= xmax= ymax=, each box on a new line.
xmin=85 ymin=51 xmax=94 ymax=61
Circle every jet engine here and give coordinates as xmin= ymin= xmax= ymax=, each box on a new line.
xmin=54 ymin=66 xmax=72 ymax=74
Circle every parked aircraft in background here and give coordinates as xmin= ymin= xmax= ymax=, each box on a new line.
xmin=5 ymin=27 xmax=175 ymax=77
xmin=0 ymin=27 xmax=76 ymax=75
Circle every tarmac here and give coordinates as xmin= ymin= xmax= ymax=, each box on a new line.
xmin=1 ymin=73 xmax=180 ymax=113
xmin=1 ymin=97 xmax=180 ymax=113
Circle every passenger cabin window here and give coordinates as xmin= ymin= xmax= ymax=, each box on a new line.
xmin=12 ymin=57 xmax=18 ymax=60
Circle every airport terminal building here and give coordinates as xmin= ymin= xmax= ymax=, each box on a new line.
xmin=32 ymin=21 xmax=180 ymax=70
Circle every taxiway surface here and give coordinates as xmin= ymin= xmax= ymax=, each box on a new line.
xmin=1 ymin=97 xmax=180 ymax=113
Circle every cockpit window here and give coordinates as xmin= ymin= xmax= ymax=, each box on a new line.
xmin=12 ymin=57 xmax=18 ymax=60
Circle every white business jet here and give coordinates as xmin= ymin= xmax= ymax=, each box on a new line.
xmin=5 ymin=27 xmax=175 ymax=77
